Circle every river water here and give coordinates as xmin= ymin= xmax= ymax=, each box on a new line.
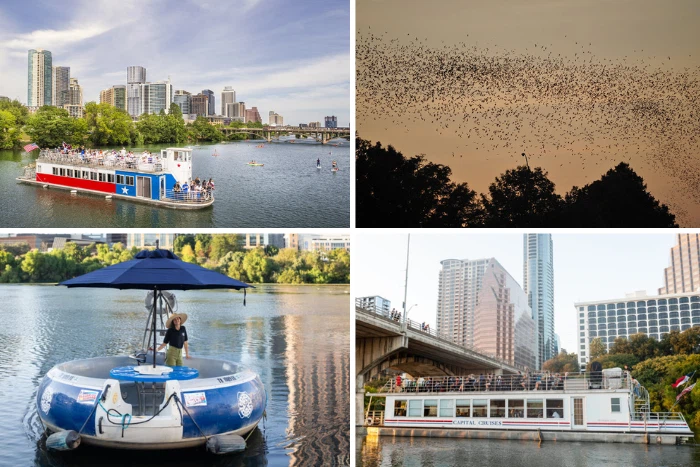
xmin=0 ymin=139 xmax=350 ymax=228
xmin=0 ymin=284 xmax=350 ymax=466
xmin=358 ymin=435 xmax=700 ymax=466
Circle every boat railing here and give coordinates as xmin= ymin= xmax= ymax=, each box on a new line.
xmin=365 ymin=410 xmax=385 ymax=426
xmin=37 ymin=150 xmax=166 ymax=173
xmin=632 ymin=411 xmax=686 ymax=423
xmin=162 ymin=189 xmax=213 ymax=203
xmin=382 ymin=371 xmax=631 ymax=394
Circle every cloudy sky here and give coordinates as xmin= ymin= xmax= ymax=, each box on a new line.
xmin=353 ymin=232 xmax=678 ymax=355
xmin=0 ymin=0 xmax=350 ymax=125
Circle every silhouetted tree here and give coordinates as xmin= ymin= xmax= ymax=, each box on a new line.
xmin=480 ymin=166 xmax=563 ymax=227
xmin=356 ymin=137 xmax=480 ymax=227
xmin=562 ymin=163 xmax=677 ymax=227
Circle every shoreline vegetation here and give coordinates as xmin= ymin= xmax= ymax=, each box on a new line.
xmin=0 ymin=234 xmax=350 ymax=285
xmin=356 ymin=136 xmax=678 ymax=227
xmin=0 ymin=99 xmax=265 ymax=151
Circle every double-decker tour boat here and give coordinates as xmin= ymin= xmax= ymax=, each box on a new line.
xmin=17 ymin=147 xmax=214 ymax=209
xmin=365 ymin=369 xmax=694 ymax=445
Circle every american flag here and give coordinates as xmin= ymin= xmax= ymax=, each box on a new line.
xmin=676 ymin=382 xmax=696 ymax=402
xmin=23 ymin=143 xmax=39 ymax=152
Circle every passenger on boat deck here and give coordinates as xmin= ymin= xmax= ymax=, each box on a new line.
xmin=152 ymin=313 xmax=190 ymax=366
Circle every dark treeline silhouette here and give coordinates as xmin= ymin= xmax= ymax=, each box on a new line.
xmin=356 ymin=137 xmax=678 ymax=227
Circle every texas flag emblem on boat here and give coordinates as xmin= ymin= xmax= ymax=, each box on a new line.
xmin=673 ymin=373 xmax=692 ymax=388
xmin=121 ymin=186 xmax=130 ymax=195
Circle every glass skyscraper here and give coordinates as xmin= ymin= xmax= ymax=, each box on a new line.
xmin=523 ymin=233 xmax=555 ymax=369
xmin=28 ymin=49 xmax=52 ymax=107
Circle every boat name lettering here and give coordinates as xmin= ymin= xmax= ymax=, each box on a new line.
xmin=452 ymin=420 xmax=503 ymax=426
xmin=77 ymin=389 xmax=99 ymax=404
xmin=217 ymin=375 xmax=238 ymax=384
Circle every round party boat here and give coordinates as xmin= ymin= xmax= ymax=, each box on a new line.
xmin=35 ymin=247 xmax=264 ymax=454
xmin=37 ymin=355 xmax=266 ymax=450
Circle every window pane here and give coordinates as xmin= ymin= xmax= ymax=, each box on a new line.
xmin=611 ymin=398 xmax=620 ymax=413
xmin=527 ymin=399 xmax=543 ymax=419
xmin=408 ymin=400 xmax=422 ymax=417
xmin=508 ymin=399 xmax=524 ymax=418
xmin=456 ymin=399 xmax=470 ymax=417
xmin=439 ymin=399 xmax=454 ymax=417
xmin=490 ymin=400 xmax=506 ymax=418
xmin=472 ymin=399 xmax=488 ymax=417
xmin=394 ymin=400 xmax=407 ymax=417
xmin=546 ymin=399 xmax=564 ymax=418
xmin=424 ymin=399 xmax=438 ymax=417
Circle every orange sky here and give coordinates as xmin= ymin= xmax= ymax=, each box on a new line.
xmin=357 ymin=0 xmax=700 ymax=225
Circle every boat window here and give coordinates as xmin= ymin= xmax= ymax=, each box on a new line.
xmin=611 ymin=398 xmax=621 ymax=413
xmin=439 ymin=399 xmax=454 ymax=417
xmin=82 ymin=171 xmax=89 ymax=179
xmin=90 ymin=172 xmax=97 ymax=181
xmin=108 ymin=174 xmax=115 ymax=183
xmin=456 ymin=399 xmax=470 ymax=417
xmin=52 ymin=167 xmax=58 ymax=175
xmin=117 ymin=175 xmax=125 ymax=185
xmin=408 ymin=400 xmax=422 ymax=417
xmin=546 ymin=399 xmax=564 ymax=418
xmin=527 ymin=400 xmax=543 ymax=418
xmin=490 ymin=400 xmax=506 ymax=418
xmin=508 ymin=400 xmax=524 ymax=418
xmin=99 ymin=172 xmax=106 ymax=182
xmin=126 ymin=176 xmax=134 ymax=185
xmin=394 ymin=400 xmax=407 ymax=417
xmin=472 ymin=400 xmax=488 ymax=417
xmin=67 ymin=169 xmax=73 ymax=177
xmin=423 ymin=400 xmax=438 ymax=417
xmin=60 ymin=168 xmax=66 ymax=176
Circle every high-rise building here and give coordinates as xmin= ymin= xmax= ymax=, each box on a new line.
xmin=0 ymin=96 xmax=10 ymax=102
xmin=575 ymin=290 xmax=700 ymax=369
xmin=245 ymin=107 xmax=262 ymax=124
xmin=141 ymin=80 xmax=173 ymax=115
xmin=269 ymin=111 xmax=283 ymax=126
xmin=309 ymin=121 xmax=321 ymax=128
xmin=356 ymin=296 xmax=391 ymax=317
xmin=523 ymin=233 xmax=555 ymax=369
xmin=191 ymin=94 xmax=209 ymax=117
xmin=660 ymin=234 xmax=700 ymax=295
xmin=221 ymin=86 xmax=235 ymax=116
xmin=227 ymin=102 xmax=246 ymax=122
xmin=127 ymin=233 xmax=175 ymax=250
xmin=473 ymin=259 xmax=537 ymax=369
xmin=436 ymin=258 xmax=536 ymax=368
xmin=173 ymin=90 xmax=191 ymax=115
xmin=309 ymin=235 xmax=350 ymax=252
xmin=67 ymin=78 xmax=83 ymax=106
xmin=28 ymin=49 xmax=52 ymax=107
xmin=325 ymin=115 xmax=337 ymax=128
xmin=126 ymin=66 xmax=146 ymax=117
xmin=201 ymin=89 xmax=215 ymax=116
xmin=51 ymin=66 xmax=70 ymax=106
xmin=100 ymin=85 xmax=127 ymax=111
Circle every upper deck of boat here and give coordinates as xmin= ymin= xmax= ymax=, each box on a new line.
xmin=37 ymin=150 xmax=169 ymax=174
xmin=374 ymin=371 xmax=637 ymax=396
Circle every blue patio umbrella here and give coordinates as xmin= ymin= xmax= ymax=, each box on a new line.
xmin=60 ymin=247 xmax=253 ymax=367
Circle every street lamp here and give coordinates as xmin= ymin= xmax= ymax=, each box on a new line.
xmin=521 ymin=152 xmax=530 ymax=170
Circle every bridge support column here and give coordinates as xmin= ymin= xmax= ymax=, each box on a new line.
xmin=356 ymin=373 xmax=365 ymax=427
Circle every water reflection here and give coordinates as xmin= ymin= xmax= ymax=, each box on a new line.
xmin=0 ymin=285 xmax=349 ymax=466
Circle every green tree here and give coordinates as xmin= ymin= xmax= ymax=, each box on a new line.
xmin=242 ymin=248 xmax=272 ymax=283
xmin=609 ymin=337 xmax=634 ymax=355
xmin=84 ymin=102 xmax=134 ymax=146
xmin=189 ymin=116 xmax=222 ymax=142
xmin=174 ymin=234 xmax=195 ymax=257
xmin=223 ymin=251 xmax=247 ymax=281
xmin=628 ymin=333 xmax=659 ymax=361
xmin=180 ymin=244 xmax=196 ymax=263
xmin=210 ymin=234 xmax=241 ymax=262
xmin=542 ymin=352 xmax=580 ymax=373
xmin=589 ymin=337 xmax=607 ymax=359
xmin=0 ymin=99 xmax=29 ymax=127
xmin=25 ymin=106 xmax=86 ymax=147
xmin=480 ymin=166 xmax=563 ymax=227
xmin=0 ymin=110 xmax=21 ymax=149
xmin=669 ymin=327 xmax=700 ymax=355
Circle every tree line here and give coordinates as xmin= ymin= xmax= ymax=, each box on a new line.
xmin=0 ymin=234 xmax=349 ymax=285
xmin=0 ymin=99 xmax=265 ymax=150
xmin=356 ymin=137 xmax=678 ymax=227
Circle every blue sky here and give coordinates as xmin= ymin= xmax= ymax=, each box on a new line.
xmin=353 ymin=232 xmax=679 ymax=354
xmin=0 ymin=0 xmax=350 ymax=125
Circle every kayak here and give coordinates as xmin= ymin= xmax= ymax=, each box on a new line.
xmin=247 ymin=163 xmax=264 ymax=167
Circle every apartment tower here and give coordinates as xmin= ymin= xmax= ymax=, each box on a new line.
xmin=523 ymin=233 xmax=555 ymax=369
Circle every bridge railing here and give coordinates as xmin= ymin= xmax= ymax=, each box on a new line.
xmin=357 ymin=305 xmax=524 ymax=370
xmin=382 ymin=371 xmax=631 ymax=394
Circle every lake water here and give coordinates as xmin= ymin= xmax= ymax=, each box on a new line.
xmin=0 ymin=139 xmax=350 ymax=228
xmin=357 ymin=435 xmax=700 ymax=467
xmin=0 ymin=284 xmax=350 ymax=466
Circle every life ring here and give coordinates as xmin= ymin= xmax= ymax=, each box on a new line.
xmin=366 ymin=417 xmax=374 ymax=426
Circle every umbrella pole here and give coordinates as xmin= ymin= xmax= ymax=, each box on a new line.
xmin=153 ymin=287 xmax=158 ymax=368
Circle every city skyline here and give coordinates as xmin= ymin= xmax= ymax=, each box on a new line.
xmin=0 ymin=0 xmax=350 ymax=125
xmin=353 ymin=233 xmax=678 ymax=359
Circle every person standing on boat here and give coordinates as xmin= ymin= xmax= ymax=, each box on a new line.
xmin=153 ymin=313 xmax=190 ymax=366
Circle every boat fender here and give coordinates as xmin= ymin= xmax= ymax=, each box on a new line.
xmin=46 ymin=430 xmax=81 ymax=451
xmin=366 ymin=417 xmax=374 ymax=426
xmin=206 ymin=434 xmax=246 ymax=454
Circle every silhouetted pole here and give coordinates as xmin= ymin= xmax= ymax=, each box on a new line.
xmin=402 ymin=234 xmax=410 ymax=323
xmin=522 ymin=153 xmax=530 ymax=171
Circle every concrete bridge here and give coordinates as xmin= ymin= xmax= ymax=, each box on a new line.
xmin=356 ymin=306 xmax=522 ymax=426
xmin=220 ymin=126 xmax=350 ymax=144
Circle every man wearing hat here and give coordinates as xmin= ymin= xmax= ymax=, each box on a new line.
xmin=154 ymin=313 xmax=190 ymax=366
